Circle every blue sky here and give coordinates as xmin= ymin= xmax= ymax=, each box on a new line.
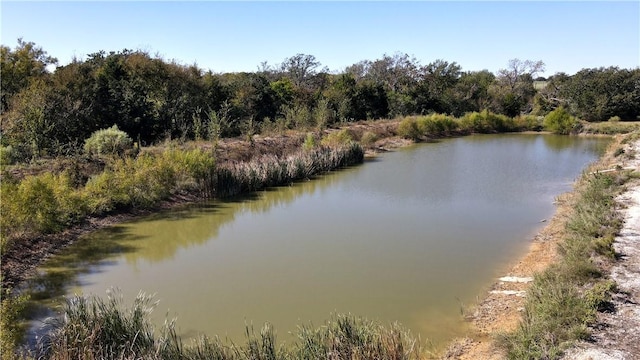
xmin=2 ymin=1 xmax=639 ymax=76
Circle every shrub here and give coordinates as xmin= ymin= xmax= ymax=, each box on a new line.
xmin=84 ymin=125 xmax=134 ymax=157
xmin=321 ymin=129 xmax=353 ymax=147
xmin=514 ymin=115 xmax=544 ymax=131
xmin=460 ymin=110 xmax=517 ymax=133
xmin=302 ymin=133 xmax=317 ymax=151
xmin=608 ymin=115 xmax=621 ymax=122
xmin=543 ymin=107 xmax=577 ymax=135
xmin=0 ymin=290 xmax=29 ymax=359
xmin=0 ymin=145 xmax=15 ymax=165
xmin=360 ymin=131 xmax=378 ymax=148
xmin=1 ymin=172 xmax=86 ymax=236
xmin=396 ymin=117 xmax=421 ymax=140
xmin=415 ymin=114 xmax=460 ymax=137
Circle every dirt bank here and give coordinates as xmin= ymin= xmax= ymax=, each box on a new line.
xmin=562 ymin=139 xmax=640 ymax=359
xmin=443 ymin=194 xmax=570 ymax=359
xmin=444 ymin=135 xmax=640 ymax=359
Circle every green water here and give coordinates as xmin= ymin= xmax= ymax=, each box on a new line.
xmin=30 ymin=134 xmax=609 ymax=348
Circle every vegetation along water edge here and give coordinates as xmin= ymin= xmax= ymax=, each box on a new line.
xmin=2 ymin=39 xmax=640 ymax=358
xmin=2 ymin=118 xmax=639 ymax=359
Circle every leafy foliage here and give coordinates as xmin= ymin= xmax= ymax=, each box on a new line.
xmin=543 ymin=107 xmax=577 ymax=135
xmin=84 ymin=125 xmax=134 ymax=157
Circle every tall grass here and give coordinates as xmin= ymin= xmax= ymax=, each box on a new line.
xmin=581 ymin=121 xmax=640 ymax=135
xmin=500 ymin=159 xmax=631 ymax=359
xmin=1 ymin=144 xmax=362 ymax=252
xmin=214 ymin=143 xmax=364 ymax=198
xmin=396 ymin=111 xmax=538 ymax=141
xmin=36 ymin=291 xmax=421 ymax=360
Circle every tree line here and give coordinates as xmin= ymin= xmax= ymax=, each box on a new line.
xmin=1 ymin=38 xmax=639 ymax=160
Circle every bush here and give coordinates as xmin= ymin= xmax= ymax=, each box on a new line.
xmin=396 ymin=117 xmax=421 ymax=140
xmin=0 ymin=145 xmax=15 ymax=165
xmin=1 ymin=172 xmax=86 ymax=236
xmin=84 ymin=125 xmax=134 ymax=157
xmin=360 ymin=131 xmax=378 ymax=147
xmin=321 ymin=129 xmax=353 ymax=147
xmin=0 ymin=290 xmax=29 ymax=359
xmin=543 ymin=107 xmax=577 ymax=135
xmin=84 ymin=149 xmax=216 ymax=214
xmin=514 ymin=115 xmax=544 ymax=131
xmin=302 ymin=133 xmax=317 ymax=151
xmin=459 ymin=110 xmax=516 ymax=133
xmin=608 ymin=115 xmax=621 ymax=122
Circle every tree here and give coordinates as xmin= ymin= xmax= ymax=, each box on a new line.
xmin=3 ymin=79 xmax=56 ymax=157
xmin=450 ymin=70 xmax=496 ymax=115
xmin=412 ymin=60 xmax=462 ymax=114
xmin=492 ymin=59 xmax=545 ymax=116
xmin=1 ymin=38 xmax=57 ymax=113
xmin=280 ymin=54 xmax=321 ymax=88
xmin=558 ymin=67 xmax=640 ymax=121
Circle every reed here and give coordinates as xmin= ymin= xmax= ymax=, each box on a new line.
xmin=213 ymin=143 xmax=364 ymax=198
xmin=37 ymin=291 xmax=421 ymax=360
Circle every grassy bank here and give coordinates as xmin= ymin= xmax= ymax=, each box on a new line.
xmin=0 ymin=144 xmax=363 ymax=254
xmin=499 ymin=134 xmax=638 ymax=359
xmin=31 ymin=290 xmax=421 ymax=360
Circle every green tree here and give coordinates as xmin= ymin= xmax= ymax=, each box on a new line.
xmin=559 ymin=67 xmax=640 ymax=121
xmin=450 ymin=70 xmax=496 ymax=115
xmin=1 ymin=38 xmax=57 ymax=113
xmin=3 ymin=79 xmax=55 ymax=157
xmin=412 ymin=59 xmax=462 ymax=115
xmin=492 ymin=59 xmax=545 ymax=117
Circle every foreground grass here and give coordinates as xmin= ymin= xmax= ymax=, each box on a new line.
xmin=500 ymin=134 xmax=637 ymax=359
xmin=33 ymin=291 xmax=421 ymax=360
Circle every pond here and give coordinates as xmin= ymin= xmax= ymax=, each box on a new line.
xmin=29 ymin=134 xmax=610 ymax=349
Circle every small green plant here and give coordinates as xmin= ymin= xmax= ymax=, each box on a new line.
xmin=302 ymin=133 xmax=316 ymax=151
xmin=360 ymin=131 xmax=378 ymax=147
xmin=396 ymin=117 xmax=421 ymax=140
xmin=321 ymin=129 xmax=353 ymax=147
xmin=84 ymin=125 xmax=134 ymax=157
xmin=543 ymin=107 xmax=577 ymax=135
xmin=608 ymin=115 xmax=621 ymax=122
xmin=0 ymin=290 xmax=30 ymax=359
xmin=0 ymin=145 xmax=15 ymax=165
xmin=515 ymin=115 xmax=544 ymax=131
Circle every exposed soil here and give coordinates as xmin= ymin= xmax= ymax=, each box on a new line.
xmin=562 ymin=140 xmax=640 ymax=360
xmin=443 ymin=136 xmax=640 ymax=360
xmin=441 ymin=194 xmax=570 ymax=359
